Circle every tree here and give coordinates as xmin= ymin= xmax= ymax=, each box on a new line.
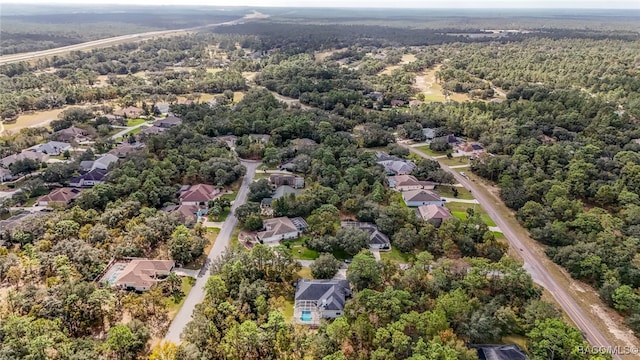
xmin=244 ymin=214 xmax=264 ymax=231
xmin=335 ymin=227 xmax=370 ymax=256
xmin=248 ymin=179 xmax=273 ymax=201
xmin=149 ymin=342 xmax=178 ymax=360
xmin=310 ymin=254 xmax=341 ymax=279
xmin=347 ymin=250 xmax=381 ymax=291
xmin=235 ymin=202 xmax=261 ymax=223
xmin=527 ymin=318 xmax=587 ymax=360
xmin=169 ymin=226 xmax=196 ymax=265
xmin=612 ymin=285 xmax=640 ymax=315
xmin=105 ymin=325 xmax=135 ymax=360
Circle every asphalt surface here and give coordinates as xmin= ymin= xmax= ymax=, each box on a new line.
xmin=163 ymin=160 xmax=260 ymax=344
xmin=0 ymin=18 xmax=248 ymax=66
xmin=403 ymin=144 xmax=622 ymax=360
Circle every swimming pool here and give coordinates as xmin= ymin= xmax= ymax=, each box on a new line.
xmin=300 ymin=310 xmax=312 ymax=322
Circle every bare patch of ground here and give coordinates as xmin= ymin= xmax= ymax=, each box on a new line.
xmin=591 ymin=305 xmax=638 ymax=347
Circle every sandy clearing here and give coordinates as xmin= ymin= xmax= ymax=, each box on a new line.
xmin=3 ymin=107 xmax=74 ymax=134
xmin=591 ymin=305 xmax=638 ymax=347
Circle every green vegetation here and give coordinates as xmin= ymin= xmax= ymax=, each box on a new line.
xmin=380 ymin=246 xmax=412 ymax=264
xmin=446 ymin=201 xmax=497 ymax=227
xmin=415 ymin=145 xmax=445 ymax=156
xmin=436 ymin=185 xmax=474 ymax=200
xmin=283 ymin=237 xmax=318 ymax=260
xmin=164 ymin=276 xmax=197 ymax=319
xmin=126 ymin=118 xmax=147 ymax=126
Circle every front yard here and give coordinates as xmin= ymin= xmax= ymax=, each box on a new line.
xmin=164 ymin=276 xmax=196 ymax=320
xmin=435 ymin=185 xmax=475 ymax=200
xmin=283 ymin=237 xmax=318 ymax=260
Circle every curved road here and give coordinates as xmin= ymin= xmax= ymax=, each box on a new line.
xmin=164 ymin=160 xmax=260 ymax=344
xmin=0 ymin=17 xmax=250 ymax=66
xmin=403 ymin=144 xmax=623 ymax=360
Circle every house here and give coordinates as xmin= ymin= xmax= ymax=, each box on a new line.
xmin=114 ymin=106 xmax=144 ymax=118
xmin=365 ymin=92 xmax=384 ymax=101
xmin=468 ymin=344 xmax=527 ymax=360
xmin=387 ymin=175 xmax=435 ymax=191
xmin=137 ymin=126 xmax=166 ymax=137
xmin=29 ymin=141 xmax=71 ymax=156
xmin=402 ymin=189 xmax=444 ymax=207
xmin=0 ymin=151 xmax=50 ymax=168
xmin=390 ymin=99 xmax=405 ymax=107
xmin=409 ymin=100 xmax=423 ymax=107
xmin=54 ymin=126 xmax=89 ymax=142
xmin=375 ymin=152 xmax=416 ymax=175
xmin=294 ymin=279 xmax=351 ymax=325
xmin=341 ymin=221 xmax=390 ymax=250
xmin=69 ymin=168 xmax=109 ymax=187
xmin=422 ymin=128 xmax=436 ymax=140
xmin=37 ymin=187 xmax=82 ymax=207
xmin=162 ymin=204 xmax=207 ymax=223
xmin=80 ymin=160 xmax=95 ymax=172
xmin=0 ymin=168 xmax=14 ymax=183
xmin=108 ymin=143 xmax=145 ymax=158
xmin=446 ymin=134 xmax=461 ymax=145
xmin=257 ymin=217 xmax=301 ymax=244
xmin=154 ymin=103 xmax=170 ymax=114
xmin=270 ymin=174 xmax=305 ymax=189
xmin=99 ymin=259 xmax=175 ymax=292
xmin=251 ymin=134 xmax=271 ymax=143
xmin=290 ymin=138 xmax=318 ymax=151
xmin=91 ymin=154 xmax=119 ymax=171
xmin=154 ymin=115 xmax=182 ymax=128
xmin=179 ymin=184 xmax=220 ymax=206
xmin=417 ymin=204 xmax=452 ymax=227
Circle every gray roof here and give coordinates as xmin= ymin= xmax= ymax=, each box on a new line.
xmin=470 ymin=344 xmax=527 ymax=360
xmin=31 ymin=141 xmax=71 ymax=155
xmin=80 ymin=161 xmax=94 ymax=172
xmin=93 ymin=154 xmax=119 ymax=169
xmin=422 ymin=128 xmax=436 ymax=139
xmin=403 ymin=189 xmax=441 ymax=203
xmin=154 ymin=116 xmax=182 ymax=128
xmin=273 ymin=185 xmax=299 ymax=199
xmin=295 ymin=279 xmax=351 ymax=311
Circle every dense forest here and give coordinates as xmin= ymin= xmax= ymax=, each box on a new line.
xmin=1 ymin=9 xmax=639 ymax=359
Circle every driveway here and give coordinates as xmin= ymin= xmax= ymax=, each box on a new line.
xmin=163 ymin=160 xmax=261 ymax=344
xmin=110 ymin=122 xmax=151 ymax=140
xmin=442 ymin=197 xmax=479 ymax=204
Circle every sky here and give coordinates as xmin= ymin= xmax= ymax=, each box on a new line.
xmin=12 ymin=0 xmax=640 ymax=9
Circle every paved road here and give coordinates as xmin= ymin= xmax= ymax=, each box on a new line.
xmin=0 ymin=18 xmax=250 ymax=66
xmin=163 ymin=160 xmax=261 ymax=344
xmin=404 ymin=144 xmax=622 ymax=359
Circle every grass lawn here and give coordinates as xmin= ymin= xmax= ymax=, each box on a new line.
xmin=380 ymin=246 xmax=413 ymax=264
xmin=282 ymin=299 xmax=295 ymax=322
xmin=446 ymin=202 xmax=497 ymax=227
xmin=492 ymin=231 xmax=505 ymax=239
xmin=229 ymin=226 xmax=242 ymax=249
xmin=389 ymin=191 xmax=408 ymax=207
xmin=415 ymin=145 xmax=445 ymax=157
xmin=126 ymin=118 xmax=147 ymax=126
xmin=438 ymin=156 xmax=470 ymax=167
xmin=24 ymin=197 xmax=38 ymax=207
xmin=164 ymin=276 xmax=196 ymax=320
xmin=183 ymin=228 xmax=218 ymax=270
xmin=221 ymin=191 xmax=237 ymax=202
xmin=208 ymin=208 xmax=230 ymax=222
xmin=283 ymin=238 xmax=318 ymax=260
xmin=435 ymin=185 xmax=474 ymax=200
xmin=128 ymin=127 xmax=144 ymax=136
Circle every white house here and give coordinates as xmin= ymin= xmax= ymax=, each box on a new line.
xmin=257 ymin=217 xmax=300 ymax=244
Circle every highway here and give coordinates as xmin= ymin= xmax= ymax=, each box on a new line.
xmin=403 ymin=144 xmax=623 ymax=360
xmin=163 ymin=160 xmax=260 ymax=344
xmin=0 ymin=17 xmax=248 ymax=66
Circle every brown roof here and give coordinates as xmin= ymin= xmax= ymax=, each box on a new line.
xmin=114 ymin=106 xmax=144 ymax=118
xmin=163 ymin=204 xmax=200 ymax=221
xmin=257 ymin=217 xmax=298 ymax=240
xmin=418 ymin=204 xmax=453 ymax=221
xmin=38 ymin=187 xmax=82 ymax=204
xmin=179 ymin=184 xmax=219 ymax=203
xmin=113 ymin=259 xmax=175 ymax=289
xmin=403 ymin=189 xmax=441 ymax=203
